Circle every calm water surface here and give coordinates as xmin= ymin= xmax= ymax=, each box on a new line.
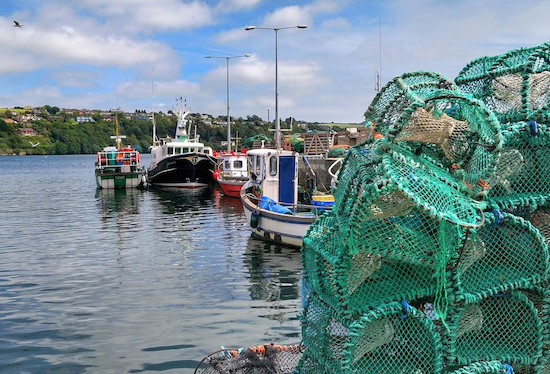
xmin=0 ymin=155 xmax=303 ymax=373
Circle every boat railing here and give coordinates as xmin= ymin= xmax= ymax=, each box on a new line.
xmin=244 ymin=193 xmax=331 ymax=216
xmin=97 ymin=150 xmax=140 ymax=168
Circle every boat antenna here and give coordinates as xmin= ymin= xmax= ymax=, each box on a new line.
xmin=378 ymin=18 xmax=382 ymax=91
xmin=289 ymin=77 xmax=297 ymax=130
xmin=151 ymin=68 xmax=156 ymax=144
xmin=115 ymin=110 xmax=120 ymax=148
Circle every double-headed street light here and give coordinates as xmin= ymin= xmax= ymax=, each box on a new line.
xmin=205 ymin=54 xmax=250 ymax=152
xmin=245 ymin=24 xmax=307 ymax=149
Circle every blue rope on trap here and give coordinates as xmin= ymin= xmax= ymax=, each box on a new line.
xmin=490 ymin=209 xmax=503 ymax=227
xmin=503 ymin=363 xmax=514 ymax=374
xmin=527 ymin=120 xmax=538 ymax=136
xmin=399 ymin=300 xmax=410 ymax=319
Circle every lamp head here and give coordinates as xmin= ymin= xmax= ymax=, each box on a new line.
xmin=205 ymin=55 xmax=211 ymax=58
xmin=245 ymin=25 xmax=256 ymax=30
xmin=244 ymin=54 xmax=251 ymax=57
xmin=297 ymin=24 xmax=308 ymax=29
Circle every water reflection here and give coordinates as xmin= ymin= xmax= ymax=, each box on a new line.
xmin=243 ymin=238 xmax=303 ymax=329
xmin=95 ymin=188 xmax=142 ymax=217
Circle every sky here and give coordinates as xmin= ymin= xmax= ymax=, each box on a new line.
xmin=1 ymin=0 xmax=550 ymax=123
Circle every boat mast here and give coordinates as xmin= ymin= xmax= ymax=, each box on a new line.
xmin=115 ymin=112 xmax=120 ymax=149
xmin=151 ymin=69 xmax=156 ymax=144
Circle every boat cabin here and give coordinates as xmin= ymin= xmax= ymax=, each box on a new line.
xmin=151 ymin=140 xmax=214 ymax=166
xmin=247 ymin=148 xmax=298 ymax=206
xmin=221 ymin=152 xmax=248 ymax=178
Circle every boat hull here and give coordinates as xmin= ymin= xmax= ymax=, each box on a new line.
xmin=95 ymin=170 xmax=145 ymax=189
xmin=217 ymin=176 xmax=247 ymax=198
xmin=147 ymin=153 xmax=216 ymax=188
xmin=240 ymin=188 xmax=316 ymax=248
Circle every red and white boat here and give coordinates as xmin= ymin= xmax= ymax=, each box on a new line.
xmin=216 ymin=151 xmax=248 ymax=198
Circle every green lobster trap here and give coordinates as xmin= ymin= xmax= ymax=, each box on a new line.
xmin=298 ymin=295 xmax=442 ymax=374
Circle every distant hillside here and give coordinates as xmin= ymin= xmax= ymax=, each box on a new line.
xmin=0 ymin=107 xmax=334 ymax=155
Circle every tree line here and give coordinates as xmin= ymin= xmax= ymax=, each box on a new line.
xmin=0 ymin=112 xmax=332 ymax=155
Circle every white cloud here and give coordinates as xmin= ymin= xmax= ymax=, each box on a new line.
xmin=216 ymin=0 xmax=263 ymax=12
xmin=51 ymin=69 xmax=104 ymax=88
xmin=0 ymin=17 xmax=179 ymax=75
xmin=263 ymin=0 xmax=342 ymax=27
xmin=77 ymin=0 xmax=215 ymax=31
xmin=321 ymin=17 xmax=350 ymax=30
xmin=214 ymin=26 xmax=250 ymax=44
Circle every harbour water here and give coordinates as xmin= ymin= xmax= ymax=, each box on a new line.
xmin=0 ymin=155 xmax=303 ymax=373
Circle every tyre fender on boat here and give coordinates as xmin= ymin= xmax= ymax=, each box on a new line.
xmin=250 ymin=209 xmax=260 ymax=228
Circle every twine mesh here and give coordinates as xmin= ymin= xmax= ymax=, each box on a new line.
xmin=194 ymin=344 xmax=303 ymax=374
xmin=456 ymin=41 xmax=550 ymax=122
xmin=300 ymin=296 xmax=442 ymax=374
xmin=447 ymin=292 xmax=543 ymax=366
xmin=447 ymin=361 xmax=509 ymax=374
xmin=486 ymin=122 xmax=550 ymax=210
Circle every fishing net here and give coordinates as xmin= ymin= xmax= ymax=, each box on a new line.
xmin=365 ymin=71 xmax=502 ymax=187
xmin=194 ymin=344 xmax=303 ymax=374
xmin=444 ymin=291 xmax=543 ymax=367
xmin=455 ymin=42 xmax=550 ymax=123
xmin=525 ymin=207 xmax=550 ymax=245
xmin=298 ymin=295 xmax=442 ymax=374
xmin=449 ymin=211 xmax=549 ymax=304
xmin=486 ymin=122 xmax=550 ymax=210
xmin=447 ymin=361 xmax=512 ymax=374
xmin=297 ymin=44 xmax=550 ymax=374
xmin=302 ymin=210 xmax=437 ymax=317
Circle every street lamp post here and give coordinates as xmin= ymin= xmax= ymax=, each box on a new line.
xmin=245 ymin=24 xmax=307 ymax=149
xmin=205 ymin=54 xmax=250 ymax=152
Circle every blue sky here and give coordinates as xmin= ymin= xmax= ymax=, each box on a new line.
xmin=1 ymin=0 xmax=550 ymax=123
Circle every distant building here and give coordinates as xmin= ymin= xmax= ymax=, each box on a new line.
xmin=16 ymin=128 xmax=36 ymax=136
xmin=76 ymin=116 xmax=95 ymax=123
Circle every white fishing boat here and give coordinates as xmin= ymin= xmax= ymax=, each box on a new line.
xmin=240 ymin=148 xmax=333 ymax=247
xmin=216 ymin=151 xmax=248 ymax=197
xmin=147 ymin=100 xmax=216 ymax=188
xmin=95 ymin=113 xmax=145 ymax=189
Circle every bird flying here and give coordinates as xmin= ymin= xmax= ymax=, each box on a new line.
xmin=13 ymin=20 xmax=23 ymax=28
xmin=29 ymin=141 xmax=40 ymax=148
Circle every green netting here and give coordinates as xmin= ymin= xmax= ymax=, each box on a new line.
xmin=302 ymin=210 xmax=437 ymax=317
xmin=486 ymin=122 xmax=550 ymax=210
xmin=444 ymin=291 xmax=543 ymax=366
xmin=446 ymin=361 xmax=509 ymax=374
xmin=526 ymin=207 xmax=550 ymax=246
xmin=456 ymin=42 xmax=550 ymax=123
xmin=364 ymin=71 xmax=502 ymax=187
xmin=298 ymin=295 xmax=442 ymax=374
xmin=194 ymin=344 xmax=303 ymax=374
xmin=365 ymin=71 xmax=457 ymax=135
xmin=448 ymin=212 xmax=549 ymax=304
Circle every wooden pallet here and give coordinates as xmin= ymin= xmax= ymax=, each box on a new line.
xmin=303 ymin=132 xmax=332 ymax=155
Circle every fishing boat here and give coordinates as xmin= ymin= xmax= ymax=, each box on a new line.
xmin=95 ymin=113 xmax=145 ymax=189
xmin=240 ymin=148 xmax=333 ymax=247
xmin=147 ymin=101 xmax=216 ymax=188
xmin=216 ymin=151 xmax=248 ymax=197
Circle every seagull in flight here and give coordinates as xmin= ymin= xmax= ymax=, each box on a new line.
xmin=29 ymin=141 xmax=40 ymax=148
xmin=13 ymin=20 xmax=23 ymax=28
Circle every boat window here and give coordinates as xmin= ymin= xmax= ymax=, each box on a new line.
xmin=269 ymin=156 xmax=277 ymax=176
xmin=183 ymin=148 xmax=189 ymax=153
xmin=255 ymin=155 xmax=261 ymax=175
xmin=234 ymin=160 xmax=243 ymax=169
xmin=224 ymin=160 xmax=230 ymax=169
xmin=204 ymin=149 xmax=210 ymax=155
xmin=168 ymin=147 xmax=174 ymax=155
xmin=248 ymin=156 xmax=254 ymax=174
